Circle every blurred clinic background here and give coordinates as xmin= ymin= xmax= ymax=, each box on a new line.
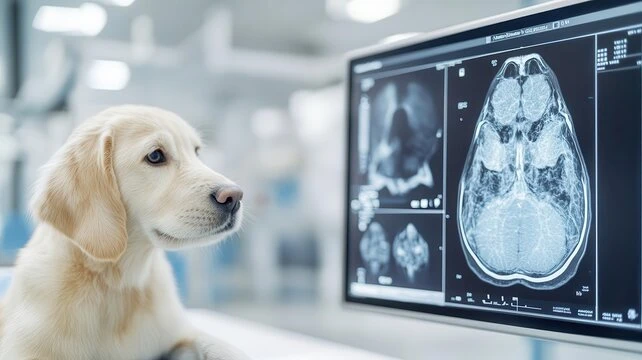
xmin=0 ymin=0 xmax=638 ymax=359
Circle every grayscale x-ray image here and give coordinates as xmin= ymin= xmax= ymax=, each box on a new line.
xmin=457 ymin=54 xmax=591 ymax=289
xmin=360 ymin=222 xmax=391 ymax=275
xmin=393 ymin=223 xmax=429 ymax=282
xmin=368 ymin=81 xmax=442 ymax=195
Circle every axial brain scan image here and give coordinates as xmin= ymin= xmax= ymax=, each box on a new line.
xmin=360 ymin=222 xmax=391 ymax=275
xmin=368 ymin=81 xmax=442 ymax=195
xmin=457 ymin=54 xmax=591 ymax=289
xmin=392 ymin=223 xmax=429 ymax=282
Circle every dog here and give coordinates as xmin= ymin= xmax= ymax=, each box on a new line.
xmin=0 ymin=105 xmax=250 ymax=359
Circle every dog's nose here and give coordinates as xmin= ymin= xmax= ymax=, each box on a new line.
xmin=211 ymin=185 xmax=243 ymax=214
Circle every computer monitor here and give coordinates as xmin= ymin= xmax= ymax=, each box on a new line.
xmin=344 ymin=0 xmax=642 ymax=352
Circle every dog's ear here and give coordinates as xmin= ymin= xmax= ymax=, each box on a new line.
xmin=32 ymin=124 xmax=127 ymax=262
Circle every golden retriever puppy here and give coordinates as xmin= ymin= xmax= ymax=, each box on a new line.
xmin=0 ymin=105 xmax=249 ymax=359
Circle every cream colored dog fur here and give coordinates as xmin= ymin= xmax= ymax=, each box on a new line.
xmin=0 ymin=105 xmax=249 ymax=359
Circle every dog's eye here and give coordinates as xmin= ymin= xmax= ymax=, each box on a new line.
xmin=195 ymin=147 xmax=200 ymax=156
xmin=145 ymin=150 xmax=166 ymax=165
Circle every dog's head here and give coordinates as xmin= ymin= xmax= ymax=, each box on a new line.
xmin=31 ymin=105 xmax=243 ymax=262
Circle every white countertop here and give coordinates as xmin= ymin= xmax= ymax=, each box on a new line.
xmin=188 ymin=309 xmax=397 ymax=360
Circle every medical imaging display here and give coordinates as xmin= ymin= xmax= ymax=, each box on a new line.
xmin=360 ymin=222 xmax=390 ymax=275
xmin=350 ymin=214 xmax=442 ymax=291
xmin=444 ymin=37 xmax=600 ymax=320
xmin=457 ymin=54 xmax=591 ymax=290
xmin=346 ymin=1 xmax=642 ymax=340
xmin=351 ymin=69 xmax=444 ymax=212
xmin=368 ymin=81 xmax=441 ymax=195
xmin=393 ymin=223 xmax=429 ymax=282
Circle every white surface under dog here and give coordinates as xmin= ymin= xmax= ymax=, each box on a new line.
xmin=188 ymin=310 xmax=397 ymax=360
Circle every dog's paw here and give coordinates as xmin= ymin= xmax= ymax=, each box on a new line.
xmin=160 ymin=338 xmax=250 ymax=360
xmin=159 ymin=341 xmax=202 ymax=360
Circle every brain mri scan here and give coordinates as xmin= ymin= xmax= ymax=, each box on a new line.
xmin=368 ymin=81 xmax=442 ymax=195
xmin=360 ymin=222 xmax=391 ymax=275
xmin=457 ymin=54 xmax=591 ymax=289
xmin=392 ymin=223 xmax=429 ymax=281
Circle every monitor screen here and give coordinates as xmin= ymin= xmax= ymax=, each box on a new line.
xmin=344 ymin=0 xmax=642 ymax=349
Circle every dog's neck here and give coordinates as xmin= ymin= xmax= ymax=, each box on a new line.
xmin=118 ymin=220 xmax=161 ymax=288
xmin=46 ymin=221 xmax=162 ymax=290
